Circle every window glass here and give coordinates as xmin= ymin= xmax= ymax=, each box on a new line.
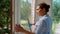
xmin=20 ymin=0 xmax=32 ymax=31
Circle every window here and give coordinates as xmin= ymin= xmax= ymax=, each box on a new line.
xmin=12 ymin=0 xmax=36 ymax=34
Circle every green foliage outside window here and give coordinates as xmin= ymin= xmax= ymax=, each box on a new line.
xmin=0 ymin=0 xmax=10 ymax=34
xmin=52 ymin=0 xmax=60 ymax=34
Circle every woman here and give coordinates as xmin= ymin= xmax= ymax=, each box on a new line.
xmin=15 ymin=2 xmax=52 ymax=34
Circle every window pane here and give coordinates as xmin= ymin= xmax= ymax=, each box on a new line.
xmin=20 ymin=0 xmax=32 ymax=31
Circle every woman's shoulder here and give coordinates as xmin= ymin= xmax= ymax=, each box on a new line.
xmin=41 ymin=15 xmax=52 ymax=21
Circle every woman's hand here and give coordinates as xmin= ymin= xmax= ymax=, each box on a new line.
xmin=14 ymin=24 xmax=35 ymax=34
xmin=14 ymin=24 xmax=24 ymax=32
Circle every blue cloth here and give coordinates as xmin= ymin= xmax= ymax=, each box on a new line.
xmin=29 ymin=24 xmax=32 ymax=27
xmin=34 ymin=14 xmax=52 ymax=34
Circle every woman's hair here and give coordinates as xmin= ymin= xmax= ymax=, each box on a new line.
xmin=38 ymin=2 xmax=50 ymax=12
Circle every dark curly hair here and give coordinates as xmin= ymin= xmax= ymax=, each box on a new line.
xmin=38 ymin=2 xmax=50 ymax=12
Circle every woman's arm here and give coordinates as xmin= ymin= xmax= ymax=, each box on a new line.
xmin=23 ymin=29 xmax=35 ymax=34
xmin=14 ymin=24 xmax=35 ymax=34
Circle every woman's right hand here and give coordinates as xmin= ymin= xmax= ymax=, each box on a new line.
xmin=14 ymin=24 xmax=24 ymax=32
xmin=14 ymin=24 xmax=35 ymax=34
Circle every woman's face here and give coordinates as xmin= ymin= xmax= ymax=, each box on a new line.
xmin=36 ymin=6 xmax=46 ymax=16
